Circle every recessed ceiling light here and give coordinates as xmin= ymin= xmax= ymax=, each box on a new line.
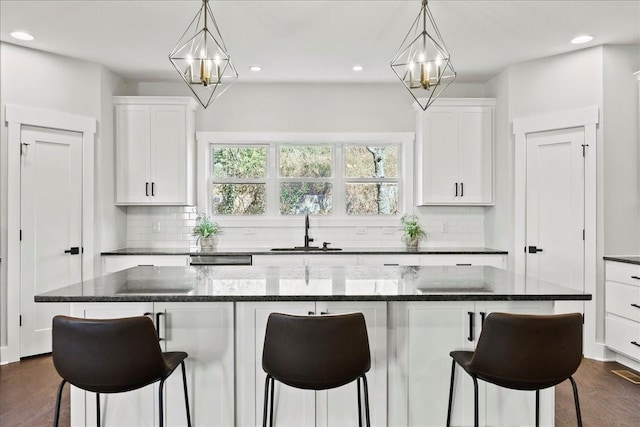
xmin=249 ymin=65 xmax=262 ymax=72
xmin=571 ymin=34 xmax=593 ymax=44
xmin=352 ymin=65 xmax=364 ymax=72
xmin=10 ymin=31 xmax=34 ymax=41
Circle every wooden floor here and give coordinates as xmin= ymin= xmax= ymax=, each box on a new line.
xmin=1 ymin=355 xmax=638 ymax=426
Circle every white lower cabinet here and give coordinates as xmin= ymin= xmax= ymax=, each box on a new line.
xmin=69 ymin=302 xmax=234 ymax=427
xmin=236 ymin=301 xmax=387 ymax=427
xmin=419 ymin=254 xmax=506 ymax=269
xmin=388 ymin=301 xmax=554 ymax=427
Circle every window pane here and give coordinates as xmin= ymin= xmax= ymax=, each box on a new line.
xmin=212 ymin=147 xmax=266 ymax=180
xmin=279 ymin=146 xmax=332 ymax=178
xmin=345 ymin=146 xmax=398 ymax=178
xmin=280 ymin=182 xmax=332 ymax=215
xmin=345 ymin=183 xmax=398 ymax=215
xmin=212 ymin=184 xmax=266 ymax=215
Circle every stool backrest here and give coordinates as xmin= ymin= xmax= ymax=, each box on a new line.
xmin=262 ymin=312 xmax=371 ymax=390
xmin=469 ymin=312 xmax=583 ymax=390
xmin=52 ymin=315 xmax=169 ymax=393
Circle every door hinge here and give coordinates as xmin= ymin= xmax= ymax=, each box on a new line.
xmin=583 ymin=229 xmax=585 ymax=240
xmin=19 ymin=315 xmax=22 ymax=327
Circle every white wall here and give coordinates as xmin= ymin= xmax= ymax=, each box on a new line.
xmin=0 ymin=42 xmax=126 ymax=359
xmin=602 ymin=44 xmax=640 ymax=255
xmin=121 ymin=81 xmax=490 ymax=248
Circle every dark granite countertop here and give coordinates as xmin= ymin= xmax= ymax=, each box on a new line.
xmin=101 ymin=247 xmax=508 ymax=256
xmin=36 ymin=265 xmax=590 ymax=303
xmin=603 ymin=256 xmax=640 ymax=266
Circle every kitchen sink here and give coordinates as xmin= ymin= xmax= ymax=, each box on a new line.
xmin=270 ymin=247 xmax=342 ymax=252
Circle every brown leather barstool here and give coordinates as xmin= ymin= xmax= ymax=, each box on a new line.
xmin=262 ymin=312 xmax=371 ymax=427
xmin=51 ymin=315 xmax=192 ymax=427
xmin=446 ymin=312 xmax=584 ymax=427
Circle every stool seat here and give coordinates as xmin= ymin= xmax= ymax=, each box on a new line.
xmin=52 ymin=315 xmax=192 ymax=427
xmin=446 ymin=312 xmax=584 ymax=427
xmin=262 ymin=312 xmax=371 ymax=427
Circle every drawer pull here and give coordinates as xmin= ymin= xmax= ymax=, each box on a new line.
xmin=631 ymin=341 xmax=640 ymax=348
xmin=631 ymin=276 xmax=640 ymax=280
xmin=631 ymin=304 xmax=640 ymax=309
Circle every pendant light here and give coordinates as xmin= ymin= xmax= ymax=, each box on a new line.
xmin=391 ymin=0 xmax=456 ymax=111
xmin=169 ymin=0 xmax=238 ymax=108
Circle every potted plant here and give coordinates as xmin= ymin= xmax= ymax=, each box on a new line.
xmin=193 ymin=212 xmax=221 ymax=250
xmin=401 ymin=214 xmax=426 ymax=249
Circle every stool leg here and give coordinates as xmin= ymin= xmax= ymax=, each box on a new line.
xmin=53 ymin=379 xmax=66 ymax=427
xmin=357 ymin=377 xmax=363 ymax=427
xmin=362 ymin=375 xmax=371 ymax=427
xmin=569 ymin=376 xmax=583 ymax=427
xmin=535 ymin=389 xmax=540 ymax=427
xmin=159 ymin=378 xmax=166 ymax=427
xmin=446 ymin=359 xmax=456 ymax=427
xmin=180 ymin=362 xmax=192 ymax=427
xmin=269 ymin=376 xmax=275 ymax=427
xmin=262 ymin=375 xmax=270 ymax=427
xmin=472 ymin=376 xmax=479 ymax=427
xmin=96 ymin=393 xmax=100 ymax=427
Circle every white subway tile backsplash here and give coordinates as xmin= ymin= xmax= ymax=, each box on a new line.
xmin=126 ymin=206 xmax=487 ymax=249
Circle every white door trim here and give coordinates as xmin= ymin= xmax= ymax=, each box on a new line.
xmin=512 ymin=106 xmax=600 ymax=359
xmin=2 ymin=104 xmax=96 ymax=364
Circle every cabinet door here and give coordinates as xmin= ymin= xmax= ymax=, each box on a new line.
xmin=102 ymin=255 xmax=190 ymax=273
xmin=156 ymin=302 xmax=234 ymax=427
xmin=315 ymin=301 xmax=387 ymax=427
xmin=252 ymin=255 xmax=306 ymax=267
xmin=150 ymin=105 xmax=188 ymax=204
xmin=358 ymin=255 xmax=421 ymax=266
xmin=474 ymin=301 xmax=553 ymax=427
xmin=116 ymin=105 xmax=151 ymax=204
xmin=458 ymin=107 xmax=493 ymax=203
xmin=422 ymin=107 xmax=460 ymax=203
xmin=69 ymin=303 xmax=154 ymax=427
xmin=388 ymin=301 xmax=476 ymax=427
xmin=236 ymin=301 xmax=316 ymax=427
xmin=420 ymin=254 xmax=506 ymax=269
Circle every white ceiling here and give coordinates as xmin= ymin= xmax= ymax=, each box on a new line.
xmin=1 ymin=1 xmax=639 ymax=84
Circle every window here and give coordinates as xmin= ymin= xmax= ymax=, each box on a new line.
xmin=199 ymin=133 xmax=413 ymax=221
xmin=211 ymin=146 xmax=267 ymax=215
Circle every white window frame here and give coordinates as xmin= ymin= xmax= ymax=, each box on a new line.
xmin=196 ymin=132 xmax=415 ymax=226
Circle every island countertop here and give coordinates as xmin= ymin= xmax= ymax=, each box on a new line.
xmin=36 ymin=265 xmax=591 ymax=303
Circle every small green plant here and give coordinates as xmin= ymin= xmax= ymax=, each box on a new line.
xmin=401 ymin=214 xmax=425 ymax=246
xmin=192 ymin=212 xmax=220 ymax=243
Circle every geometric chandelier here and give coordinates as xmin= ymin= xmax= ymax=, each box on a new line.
xmin=169 ymin=0 xmax=238 ymax=108
xmin=391 ymin=0 xmax=456 ymax=111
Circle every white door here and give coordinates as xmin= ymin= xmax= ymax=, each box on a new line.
xmin=20 ymin=126 xmax=82 ymax=356
xmin=525 ymin=127 xmax=585 ymax=311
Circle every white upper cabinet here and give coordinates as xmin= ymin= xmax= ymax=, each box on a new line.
xmin=415 ymin=98 xmax=495 ymax=205
xmin=114 ymin=96 xmax=198 ymax=205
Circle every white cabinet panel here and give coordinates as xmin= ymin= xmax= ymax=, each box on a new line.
xmin=605 ymin=261 xmax=640 ymax=366
xmin=358 ymin=255 xmax=421 ymax=266
xmin=252 ymin=255 xmax=305 ymax=267
xmin=415 ymin=99 xmax=494 ymax=205
xmin=156 ymin=302 xmax=234 ymax=427
xmin=420 ymin=254 xmax=506 ymax=269
xmin=114 ymin=97 xmax=197 ymax=205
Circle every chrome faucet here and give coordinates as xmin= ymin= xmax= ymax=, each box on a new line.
xmin=304 ymin=213 xmax=314 ymax=248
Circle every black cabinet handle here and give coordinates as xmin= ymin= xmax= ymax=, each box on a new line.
xmin=320 ymin=311 xmax=329 ymax=315
xmin=155 ymin=312 xmax=164 ymax=341
xmin=631 ymin=276 xmax=640 ymax=280
xmin=151 ymin=182 xmax=155 ymax=196
xmin=308 ymin=311 xmax=315 ymax=315
xmin=146 ymin=182 xmax=149 ymax=196
xmin=467 ymin=311 xmax=474 ymax=341
xmin=455 ymin=183 xmax=458 ymax=197
xmin=460 ymin=182 xmax=464 ymax=197
xmin=480 ymin=311 xmax=486 ymax=326
xmin=528 ymin=246 xmax=544 ymax=254
xmin=456 ymin=263 xmax=472 ymax=266
xmin=631 ymin=341 xmax=640 ymax=348
xmin=631 ymin=304 xmax=640 ymax=309
xmin=64 ymin=247 xmax=80 ymax=255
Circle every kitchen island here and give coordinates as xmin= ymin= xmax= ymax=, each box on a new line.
xmin=37 ymin=265 xmax=590 ymax=427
